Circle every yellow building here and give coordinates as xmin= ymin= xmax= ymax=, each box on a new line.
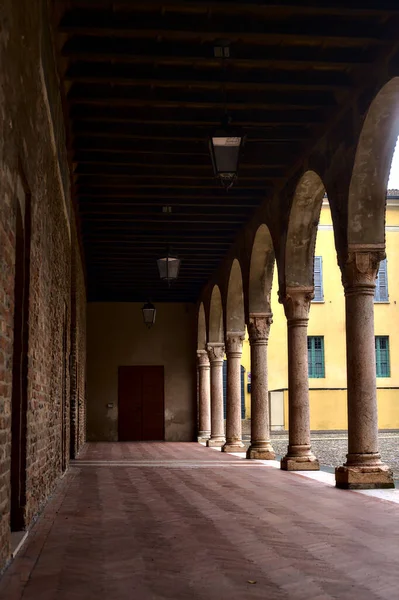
xmin=241 ymin=193 xmax=399 ymax=431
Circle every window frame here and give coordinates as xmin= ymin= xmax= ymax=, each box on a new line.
xmin=312 ymin=256 xmax=324 ymax=303
xmin=375 ymin=336 xmax=390 ymax=378
xmin=307 ymin=336 xmax=325 ymax=379
xmin=374 ymin=258 xmax=389 ymax=303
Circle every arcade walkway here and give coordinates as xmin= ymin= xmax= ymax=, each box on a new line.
xmin=1 ymin=443 xmax=399 ymax=600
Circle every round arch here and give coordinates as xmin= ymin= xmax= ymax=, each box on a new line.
xmin=348 ymin=77 xmax=399 ymax=248
xmin=248 ymin=224 xmax=275 ymax=314
xmin=208 ymin=285 xmax=224 ymax=343
xmin=197 ymin=303 xmax=206 ymax=351
xmin=285 ymin=170 xmax=325 ymax=288
xmin=226 ymin=259 xmax=245 ymax=333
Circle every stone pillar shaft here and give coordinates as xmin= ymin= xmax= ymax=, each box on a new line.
xmin=336 ymin=250 xmax=394 ymax=489
xmin=247 ymin=314 xmax=275 ymax=460
xmin=281 ymin=287 xmax=319 ymax=471
xmin=206 ymin=343 xmax=225 ymax=447
xmin=197 ymin=351 xmax=211 ymax=441
xmin=222 ymin=333 xmax=245 ymax=452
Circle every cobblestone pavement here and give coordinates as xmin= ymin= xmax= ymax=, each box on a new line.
xmin=267 ymin=432 xmax=399 ymax=479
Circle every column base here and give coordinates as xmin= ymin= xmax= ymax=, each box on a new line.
xmin=335 ymin=464 xmax=394 ymax=489
xmin=197 ymin=431 xmax=211 ymax=443
xmin=246 ymin=443 xmax=275 ymax=460
xmin=281 ymin=444 xmax=320 ymax=471
xmin=222 ymin=440 xmax=245 ymax=453
xmin=206 ymin=437 xmax=225 ymax=448
xmin=281 ymin=455 xmax=320 ymax=471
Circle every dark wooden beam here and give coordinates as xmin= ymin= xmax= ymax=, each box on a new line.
xmin=59 ymin=1 xmax=399 ymax=18
xmin=64 ymin=62 xmax=352 ymax=91
xmin=67 ymin=87 xmax=336 ymax=111
xmin=58 ymin=12 xmax=391 ymax=47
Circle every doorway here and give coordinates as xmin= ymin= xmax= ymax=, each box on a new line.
xmin=118 ymin=366 xmax=164 ymax=441
xmin=10 ymin=185 xmax=31 ymax=532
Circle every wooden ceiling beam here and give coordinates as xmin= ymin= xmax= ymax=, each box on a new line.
xmin=71 ymin=151 xmax=288 ymax=168
xmin=59 ymin=1 xmax=399 ymax=18
xmin=58 ymin=21 xmax=390 ymax=48
xmin=71 ymin=127 xmax=309 ymax=143
xmin=79 ymin=200 xmax=259 ymax=207
xmin=64 ymin=69 xmax=351 ymax=93
xmin=83 ymin=238 xmax=232 ymax=244
xmin=62 ymin=51 xmax=369 ymax=71
xmin=67 ymin=94 xmax=335 ymax=111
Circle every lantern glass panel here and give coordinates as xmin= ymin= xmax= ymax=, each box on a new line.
xmin=157 ymin=256 xmax=181 ymax=281
xmin=211 ymin=136 xmax=241 ymax=176
xmin=142 ymin=302 xmax=156 ymax=328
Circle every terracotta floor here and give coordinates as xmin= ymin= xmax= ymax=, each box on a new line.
xmin=1 ymin=443 xmax=399 ymax=600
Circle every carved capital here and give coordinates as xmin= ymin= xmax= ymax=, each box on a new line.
xmin=206 ymin=343 xmax=225 ymax=364
xmin=248 ymin=313 xmax=272 ymax=344
xmin=280 ymin=287 xmax=313 ymax=324
xmin=342 ymin=250 xmax=385 ymax=296
xmin=225 ymin=332 xmax=245 ymax=356
xmin=197 ymin=350 xmax=210 ymax=368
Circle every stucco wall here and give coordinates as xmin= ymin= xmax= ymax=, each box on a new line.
xmin=87 ymin=302 xmax=196 ymax=442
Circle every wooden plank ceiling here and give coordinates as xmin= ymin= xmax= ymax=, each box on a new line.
xmin=53 ymin=0 xmax=399 ymax=302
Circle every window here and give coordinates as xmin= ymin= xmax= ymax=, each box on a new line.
xmin=374 ymin=258 xmax=388 ymax=302
xmin=375 ymin=336 xmax=390 ymax=377
xmin=313 ymin=256 xmax=324 ymax=302
xmin=308 ymin=336 xmax=325 ymax=378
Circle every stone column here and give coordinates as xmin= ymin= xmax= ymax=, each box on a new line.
xmin=222 ymin=332 xmax=245 ymax=453
xmin=197 ymin=350 xmax=211 ymax=441
xmin=335 ymin=250 xmax=394 ymax=489
xmin=206 ymin=343 xmax=225 ymax=447
xmin=246 ymin=314 xmax=275 ymax=460
xmin=280 ymin=287 xmax=319 ymax=470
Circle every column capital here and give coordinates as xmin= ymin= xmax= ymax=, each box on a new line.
xmin=225 ymin=332 xmax=245 ymax=357
xmin=248 ymin=313 xmax=273 ymax=345
xmin=206 ymin=342 xmax=225 ymax=364
xmin=197 ymin=349 xmax=210 ymax=368
xmin=342 ymin=248 xmax=385 ymax=297
xmin=280 ymin=286 xmax=313 ymax=325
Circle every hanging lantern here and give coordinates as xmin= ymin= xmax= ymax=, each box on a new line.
xmin=209 ymin=119 xmax=244 ymax=190
xmin=141 ymin=301 xmax=156 ymax=329
xmin=157 ymin=248 xmax=181 ymax=286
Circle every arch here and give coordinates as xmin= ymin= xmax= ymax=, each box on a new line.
xmin=208 ymin=285 xmax=224 ymax=343
xmin=348 ymin=77 xmax=399 ymax=248
xmin=248 ymin=224 xmax=275 ymax=314
xmin=197 ymin=303 xmax=207 ymax=351
xmin=285 ymin=170 xmax=325 ymax=288
xmin=226 ymin=259 xmax=245 ymax=333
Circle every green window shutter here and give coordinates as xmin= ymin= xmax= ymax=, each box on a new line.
xmin=308 ymin=336 xmax=325 ymax=378
xmin=313 ymin=256 xmax=324 ymax=301
xmin=375 ymin=258 xmax=388 ymax=302
xmin=375 ymin=336 xmax=390 ymax=377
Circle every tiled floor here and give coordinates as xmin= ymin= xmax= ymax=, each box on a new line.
xmin=1 ymin=443 xmax=399 ymax=600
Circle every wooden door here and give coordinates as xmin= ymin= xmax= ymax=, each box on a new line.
xmin=118 ymin=366 xmax=164 ymax=441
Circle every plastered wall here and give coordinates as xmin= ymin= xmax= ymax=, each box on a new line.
xmin=87 ymin=302 xmax=196 ymax=442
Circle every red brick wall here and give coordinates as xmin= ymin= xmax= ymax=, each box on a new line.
xmin=0 ymin=0 xmax=86 ymax=571
xmin=70 ymin=225 xmax=87 ymax=458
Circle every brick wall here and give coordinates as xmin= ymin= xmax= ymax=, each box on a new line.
xmin=70 ymin=224 xmax=87 ymax=458
xmin=0 ymin=0 xmax=86 ymax=571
